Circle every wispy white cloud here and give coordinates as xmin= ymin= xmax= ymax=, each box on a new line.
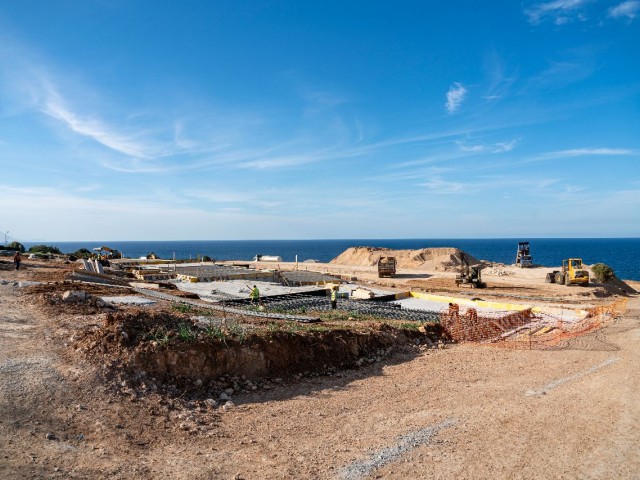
xmin=525 ymin=0 xmax=590 ymax=25
xmin=456 ymin=139 xmax=517 ymax=153
xmin=527 ymin=57 xmax=596 ymax=91
xmin=482 ymin=50 xmax=518 ymax=101
xmin=420 ymin=176 xmax=466 ymax=194
xmin=301 ymin=88 xmax=350 ymax=116
xmin=457 ymin=143 xmax=486 ymax=153
xmin=43 ymin=93 xmax=153 ymax=159
xmin=535 ymin=147 xmax=637 ymax=160
xmin=494 ymin=140 xmax=517 ymax=152
xmin=445 ymin=83 xmax=467 ymax=114
xmin=608 ymin=0 xmax=640 ymax=19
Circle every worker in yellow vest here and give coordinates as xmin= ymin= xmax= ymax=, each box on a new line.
xmin=331 ymin=286 xmax=338 ymax=309
xmin=249 ymin=285 xmax=260 ymax=305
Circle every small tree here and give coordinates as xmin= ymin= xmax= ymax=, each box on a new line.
xmin=73 ymin=248 xmax=92 ymax=258
xmin=7 ymin=241 xmax=25 ymax=252
xmin=28 ymin=245 xmax=63 ymax=255
xmin=591 ymin=263 xmax=615 ymax=283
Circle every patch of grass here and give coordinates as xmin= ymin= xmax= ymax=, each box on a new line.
xmin=396 ymin=321 xmax=421 ymax=331
xmin=177 ymin=322 xmax=197 ymax=341
xmin=267 ymin=322 xmax=282 ymax=333
xmin=148 ymin=327 xmax=170 ymax=347
xmin=227 ymin=322 xmax=246 ymax=343
xmin=264 ymin=321 xmax=331 ymax=335
xmin=172 ymin=302 xmax=193 ymax=314
xmin=205 ymin=321 xmax=226 ymax=341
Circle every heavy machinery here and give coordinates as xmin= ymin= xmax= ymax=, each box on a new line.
xmin=377 ymin=256 xmax=397 ymax=278
xmin=515 ymin=241 xmax=533 ymax=267
xmin=91 ymin=246 xmax=122 ymax=265
xmin=547 ymin=258 xmax=590 ymax=286
xmin=455 ymin=253 xmax=486 ymax=288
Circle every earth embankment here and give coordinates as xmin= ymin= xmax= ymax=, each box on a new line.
xmin=330 ymin=246 xmax=480 ymax=271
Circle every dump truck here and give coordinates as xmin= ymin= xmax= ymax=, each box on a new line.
xmin=515 ymin=241 xmax=533 ymax=267
xmin=377 ymin=256 xmax=397 ymax=278
xmin=546 ymin=258 xmax=590 ymax=286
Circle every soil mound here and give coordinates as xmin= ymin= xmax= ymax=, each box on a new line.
xmin=330 ymin=246 xmax=481 ymax=272
xmin=602 ymin=277 xmax=638 ymax=296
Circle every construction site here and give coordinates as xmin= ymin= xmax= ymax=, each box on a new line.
xmin=1 ymin=245 xmax=639 ymax=479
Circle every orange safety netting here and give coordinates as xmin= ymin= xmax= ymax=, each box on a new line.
xmin=440 ymin=299 xmax=628 ymax=350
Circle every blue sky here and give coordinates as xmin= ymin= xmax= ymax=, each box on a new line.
xmin=1 ymin=0 xmax=639 ymax=242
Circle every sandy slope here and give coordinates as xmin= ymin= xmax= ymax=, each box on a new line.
xmin=330 ymin=246 xmax=480 ymax=271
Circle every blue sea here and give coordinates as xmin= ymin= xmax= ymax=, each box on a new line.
xmin=22 ymin=238 xmax=640 ymax=281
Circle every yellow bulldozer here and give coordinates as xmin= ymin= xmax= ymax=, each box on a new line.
xmin=548 ymin=258 xmax=590 ymax=286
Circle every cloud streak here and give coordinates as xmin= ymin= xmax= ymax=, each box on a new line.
xmin=608 ymin=1 xmax=640 ymax=19
xmin=525 ymin=0 xmax=590 ymax=25
xmin=456 ymin=139 xmax=517 ymax=153
xmin=445 ymin=83 xmax=467 ymax=114
xmin=43 ymin=94 xmax=153 ymax=159
xmin=535 ymin=147 xmax=637 ymax=160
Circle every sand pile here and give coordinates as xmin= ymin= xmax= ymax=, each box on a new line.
xmin=330 ymin=246 xmax=481 ymax=272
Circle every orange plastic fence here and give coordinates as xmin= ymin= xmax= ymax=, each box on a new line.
xmin=440 ymin=299 xmax=628 ymax=350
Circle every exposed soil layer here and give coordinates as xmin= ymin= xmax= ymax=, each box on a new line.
xmin=75 ymin=310 xmax=442 ymax=387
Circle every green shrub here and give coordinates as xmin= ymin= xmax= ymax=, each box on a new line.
xmin=591 ymin=263 xmax=615 ymax=283
xmin=6 ymin=241 xmax=25 ymax=252
xmin=28 ymin=245 xmax=62 ymax=255
xmin=73 ymin=248 xmax=92 ymax=258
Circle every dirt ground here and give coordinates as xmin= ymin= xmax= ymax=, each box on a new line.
xmin=1 ymin=257 xmax=639 ymax=479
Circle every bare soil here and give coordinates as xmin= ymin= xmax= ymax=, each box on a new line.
xmin=330 ymin=246 xmax=480 ymax=271
xmin=1 ymin=257 xmax=639 ymax=479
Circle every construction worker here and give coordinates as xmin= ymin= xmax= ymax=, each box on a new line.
xmin=331 ymin=286 xmax=338 ymax=310
xmin=13 ymin=251 xmax=21 ymax=271
xmin=448 ymin=302 xmax=460 ymax=319
xmin=249 ymin=285 xmax=260 ymax=305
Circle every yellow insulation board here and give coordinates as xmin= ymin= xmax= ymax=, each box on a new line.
xmin=408 ymin=291 xmax=531 ymax=312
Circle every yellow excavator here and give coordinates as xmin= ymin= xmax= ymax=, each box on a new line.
xmin=455 ymin=253 xmax=486 ymax=288
xmin=549 ymin=258 xmax=590 ymax=286
xmin=91 ymin=246 xmax=122 ymax=265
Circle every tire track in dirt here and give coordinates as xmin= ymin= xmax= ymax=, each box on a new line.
xmin=337 ymin=419 xmax=457 ymax=480
xmin=525 ymin=357 xmax=620 ymax=397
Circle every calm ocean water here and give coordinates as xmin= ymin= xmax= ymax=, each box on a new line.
xmin=22 ymin=238 xmax=640 ymax=281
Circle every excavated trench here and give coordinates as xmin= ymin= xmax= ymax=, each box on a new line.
xmin=76 ymin=311 xmax=443 ymax=385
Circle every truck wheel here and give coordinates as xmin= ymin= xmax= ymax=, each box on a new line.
xmin=564 ymin=274 xmax=570 ymax=286
xmin=554 ymin=272 xmax=564 ymax=284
